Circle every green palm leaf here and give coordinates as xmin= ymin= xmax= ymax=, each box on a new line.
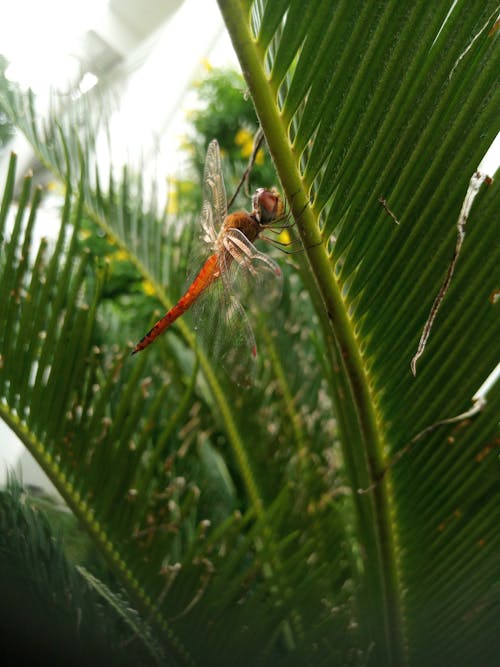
xmin=0 ymin=1 xmax=499 ymax=665
xmin=218 ymin=1 xmax=499 ymax=665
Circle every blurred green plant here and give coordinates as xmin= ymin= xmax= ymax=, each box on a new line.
xmin=0 ymin=481 xmax=164 ymax=666
xmin=186 ymin=66 xmax=276 ymax=193
xmin=0 ymin=55 xmax=15 ymax=151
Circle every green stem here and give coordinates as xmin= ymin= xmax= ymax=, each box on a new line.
xmin=218 ymin=1 xmax=406 ymax=664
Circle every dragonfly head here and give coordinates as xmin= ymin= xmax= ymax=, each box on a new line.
xmin=253 ymin=187 xmax=285 ymax=224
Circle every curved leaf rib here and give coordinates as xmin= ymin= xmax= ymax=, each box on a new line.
xmin=218 ymin=1 xmax=405 ymax=664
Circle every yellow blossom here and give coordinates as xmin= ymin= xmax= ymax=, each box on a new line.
xmin=114 ymin=250 xmax=129 ymax=262
xmin=142 ymin=280 xmax=156 ymax=296
xmin=200 ymin=58 xmax=212 ymax=72
xmin=235 ymin=128 xmax=254 ymax=158
xmin=166 ymin=176 xmax=180 ymax=216
xmin=47 ymin=181 xmax=63 ymax=194
xmin=166 ymin=190 xmax=179 ymax=216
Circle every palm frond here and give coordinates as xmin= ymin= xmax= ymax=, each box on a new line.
xmin=219 ymin=1 xmax=499 ymax=665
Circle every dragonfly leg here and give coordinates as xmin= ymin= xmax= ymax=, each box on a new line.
xmin=261 ymin=221 xmax=296 ymax=233
xmin=261 ymin=235 xmax=302 ymax=247
xmin=227 ymin=129 xmax=265 ymax=209
xmin=261 ymin=234 xmax=322 ymax=255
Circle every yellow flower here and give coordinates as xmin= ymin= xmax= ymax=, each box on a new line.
xmin=255 ymin=148 xmax=264 ymax=165
xmin=142 ymin=280 xmax=156 ymax=296
xmin=200 ymin=58 xmax=212 ymax=72
xmin=235 ymin=128 xmax=254 ymax=159
xmin=166 ymin=177 xmax=179 ymax=216
xmin=114 ymin=250 xmax=129 ymax=262
xmin=47 ymin=181 xmax=63 ymax=194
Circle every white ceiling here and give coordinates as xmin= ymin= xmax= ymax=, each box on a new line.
xmin=109 ymin=0 xmax=184 ymax=44
xmin=78 ymin=0 xmax=185 ymax=79
xmin=1 ymin=0 xmax=237 ymax=183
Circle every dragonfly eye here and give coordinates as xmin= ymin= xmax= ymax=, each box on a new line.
xmin=253 ymin=188 xmax=284 ymax=223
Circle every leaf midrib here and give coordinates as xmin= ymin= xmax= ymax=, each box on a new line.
xmin=217 ymin=1 xmax=406 ymax=664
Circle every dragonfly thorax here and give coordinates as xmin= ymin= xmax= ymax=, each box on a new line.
xmin=222 ymin=211 xmax=261 ymax=244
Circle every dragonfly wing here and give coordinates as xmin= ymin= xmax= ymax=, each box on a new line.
xmin=219 ymin=294 xmax=257 ymax=387
xmin=199 ymin=200 xmax=217 ymax=245
xmin=203 ymin=140 xmax=227 ymax=235
xmin=221 ymin=228 xmax=284 ymax=311
xmin=185 ymin=140 xmax=226 ymax=293
xmin=187 ymin=273 xmax=257 ymax=387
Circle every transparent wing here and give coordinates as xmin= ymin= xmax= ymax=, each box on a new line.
xmin=199 ymin=201 xmax=217 ymax=246
xmin=186 ymin=233 xmax=283 ymax=386
xmin=185 ymin=140 xmax=226 ymax=280
xmin=202 ymin=139 xmax=227 ymax=237
xmin=187 ymin=272 xmax=258 ymax=387
xmin=220 ymin=228 xmax=283 ymax=312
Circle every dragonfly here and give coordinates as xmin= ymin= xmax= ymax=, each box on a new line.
xmin=132 ymin=139 xmax=289 ymax=385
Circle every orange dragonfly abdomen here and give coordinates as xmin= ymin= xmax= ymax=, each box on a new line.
xmin=131 ymin=253 xmax=220 ymax=355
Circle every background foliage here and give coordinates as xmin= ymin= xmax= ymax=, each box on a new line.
xmin=1 ymin=1 xmax=499 ymax=666
xmin=0 ymin=55 xmax=16 ymax=150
